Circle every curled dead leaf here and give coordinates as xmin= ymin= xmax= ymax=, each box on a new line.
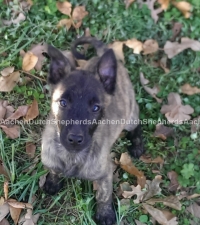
xmin=125 ymin=38 xmax=143 ymax=54
xmin=72 ymin=6 xmax=88 ymax=21
xmin=180 ymin=83 xmax=200 ymax=95
xmin=143 ymin=39 xmax=159 ymax=55
xmin=6 ymin=105 xmax=29 ymax=120
xmin=57 ymin=18 xmax=72 ymax=30
xmin=24 ymin=99 xmax=39 ymax=121
xmin=140 ymin=155 xmax=164 ymax=165
xmin=56 ymin=1 xmax=72 ymax=16
xmin=22 ymin=52 xmax=38 ymax=72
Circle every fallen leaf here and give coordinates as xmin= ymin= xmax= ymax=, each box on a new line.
xmin=187 ymin=202 xmax=200 ymax=218
xmin=56 ymin=1 xmax=72 ymax=16
xmin=161 ymin=209 xmax=176 ymax=221
xmin=6 ymin=105 xmax=29 ymax=120
xmin=0 ymin=159 xmax=9 ymax=179
xmin=125 ymin=38 xmax=143 ymax=54
xmin=7 ymin=199 xmax=33 ymax=209
xmin=0 ymin=203 xmax=9 ymax=222
xmin=124 ymin=0 xmax=135 ymax=9
xmin=171 ymin=22 xmax=182 ymax=41
xmin=9 ymin=205 xmax=22 ymax=225
xmin=25 ymin=99 xmax=39 ymax=121
xmin=22 ymin=52 xmax=38 ymax=72
xmin=76 ymin=59 xmax=87 ymax=68
xmin=119 ymin=152 xmax=146 ymax=188
xmin=0 ymin=218 xmax=10 ymax=225
xmin=109 ymin=41 xmax=125 ymax=62
xmin=159 ymin=56 xmax=170 ymax=73
xmin=140 ymin=72 xmax=162 ymax=103
xmin=191 ymin=116 xmax=200 ymax=133
xmin=137 ymin=0 xmax=163 ymax=23
xmin=160 ymin=92 xmax=194 ymax=124
xmin=140 ymin=155 xmax=164 ymax=165
xmin=72 ymin=6 xmax=88 ymax=22
xmin=157 ymin=0 xmax=170 ymax=10
xmin=4 ymin=181 xmax=8 ymax=200
xmin=172 ymin=1 xmax=192 ymax=18
xmin=164 ymin=38 xmax=200 ymax=59
xmin=1 ymin=67 xmax=15 ymax=77
xmin=0 ymin=125 xmax=20 ymax=139
xmin=0 ymin=197 xmax=4 ymax=206
xmin=3 ymin=13 xmax=26 ymax=26
xmin=0 ymin=100 xmax=8 ymax=119
xmin=142 ymin=203 xmax=178 ymax=225
xmin=26 ymin=142 xmax=36 ymax=159
xmin=57 ymin=18 xmax=72 ymax=30
xmin=153 ymin=124 xmax=174 ymax=140
xmin=39 ymin=174 xmax=47 ymax=188
xmin=162 ymin=196 xmax=182 ymax=211
xmin=0 ymin=71 xmax=20 ymax=92
xmin=180 ymin=83 xmax=200 ymax=95
xmin=142 ymin=39 xmax=159 ymax=55
xmin=143 ymin=175 xmax=162 ymax=201
xmin=167 ymin=171 xmax=180 ymax=192
xmin=19 ymin=209 xmax=39 ymax=225
xmin=187 ymin=193 xmax=200 ymax=200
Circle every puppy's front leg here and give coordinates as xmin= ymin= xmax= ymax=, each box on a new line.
xmin=43 ymin=171 xmax=64 ymax=195
xmin=95 ymin=166 xmax=116 ymax=225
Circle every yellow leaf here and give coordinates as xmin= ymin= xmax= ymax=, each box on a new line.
xmin=125 ymin=38 xmax=143 ymax=54
xmin=172 ymin=1 xmax=192 ymax=18
xmin=56 ymin=1 xmax=72 ymax=16
xmin=22 ymin=52 xmax=38 ymax=72
xmin=109 ymin=41 xmax=125 ymax=63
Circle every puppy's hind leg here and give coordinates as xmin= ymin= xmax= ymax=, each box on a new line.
xmin=43 ymin=171 xmax=64 ymax=195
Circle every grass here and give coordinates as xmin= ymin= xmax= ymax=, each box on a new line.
xmin=0 ymin=0 xmax=200 ymax=224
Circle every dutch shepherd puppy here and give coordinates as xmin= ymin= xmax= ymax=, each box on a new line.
xmin=41 ymin=37 xmax=144 ymax=225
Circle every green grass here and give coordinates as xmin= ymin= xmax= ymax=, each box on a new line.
xmin=0 ymin=0 xmax=200 ymax=224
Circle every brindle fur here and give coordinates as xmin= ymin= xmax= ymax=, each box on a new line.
xmin=41 ymin=37 xmax=144 ymax=225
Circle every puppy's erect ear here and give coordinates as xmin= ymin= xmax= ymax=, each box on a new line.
xmin=48 ymin=45 xmax=71 ymax=84
xmin=98 ymin=49 xmax=117 ymax=94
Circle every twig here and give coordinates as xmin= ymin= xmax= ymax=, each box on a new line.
xmin=19 ymin=70 xmax=46 ymax=82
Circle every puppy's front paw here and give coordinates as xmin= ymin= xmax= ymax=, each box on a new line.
xmin=43 ymin=173 xmax=64 ymax=195
xmin=95 ymin=203 xmax=116 ymax=225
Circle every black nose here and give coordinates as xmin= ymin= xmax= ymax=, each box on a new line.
xmin=67 ymin=134 xmax=83 ymax=145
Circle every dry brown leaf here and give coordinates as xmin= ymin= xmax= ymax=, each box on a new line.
xmin=39 ymin=174 xmax=47 ymax=188
xmin=0 ymin=159 xmax=9 ymax=179
xmin=159 ymin=56 xmax=170 ymax=73
xmin=0 ymin=125 xmax=20 ymax=139
xmin=19 ymin=209 xmax=39 ymax=225
xmin=3 ymin=13 xmax=26 ymax=26
xmin=76 ymin=59 xmax=87 ymax=68
xmin=22 ymin=52 xmax=38 ymax=72
xmin=143 ymin=39 xmax=159 ymax=55
xmin=140 ymin=155 xmax=164 ymax=165
xmin=25 ymin=142 xmax=36 ymax=159
xmin=125 ymin=39 xmax=143 ymax=54
xmin=72 ymin=6 xmax=88 ymax=22
xmin=0 ymin=203 xmax=9 ymax=222
xmin=142 ymin=203 xmax=178 ymax=225
xmin=0 ymin=100 xmax=8 ymax=119
xmin=6 ymin=105 xmax=29 ymax=120
xmin=140 ymin=72 xmax=162 ymax=103
xmin=162 ymin=196 xmax=182 ymax=210
xmin=164 ymin=38 xmax=200 ymax=59
xmin=124 ymin=0 xmax=135 ymax=9
xmin=56 ymin=1 xmax=72 ymax=16
xmin=137 ymin=0 xmax=163 ymax=23
xmin=161 ymin=210 xmax=176 ymax=221
xmin=57 ymin=18 xmax=72 ymax=30
xmin=0 ymin=197 xmax=5 ymax=206
xmin=167 ymin=171 xmax=180 ymax=192
xmin=7 ymin=199 xmax=33 ymax=209
xmin=9 ymin=205 xmax=22 ymax=225
xmin=1 ymin=67 xmax=15 ymax=77
xmin=119 ymin=152 xmax=146 ymax=188
xmin=25 ymin=99 xmax=39 ymax=121
xmin=0 ymin=71 xmax=20 ymax=92
xmin=143 ymin=175 xmax=162 ymax=201
xmin=5 ymin=105 xmax=15 ymax=119
xmin=0 ymin=218 xmax=10 ymax=225
xmin=160 ymin=92 xmax=194 ymax=124
xmin=157 ymin=0 xmax=170 ymax=10
xmin=180 ymin=83 xmax=200 ymax=95
xmin=187 ymin=193 xmax=200 ymax=200
xmin=171 ymin=22 xmax=182 ymax=41
xmin=29 ymin=43 xmax=47 ymax=71
xmin=172 ymin=1 xmax=192 ymax=18
xmin=187 ymin=202 xmax=200 ymax=218
xmin=109 ymin=41 xmax=125 ymax=62
xmin=153 ymin=124 xmax=174 ymax=140
xmin=191 ymin=116 xmax=200 ymax=133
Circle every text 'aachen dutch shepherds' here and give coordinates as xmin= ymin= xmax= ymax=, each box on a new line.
xmin=41 ymin=36 xmax=144 ymax=225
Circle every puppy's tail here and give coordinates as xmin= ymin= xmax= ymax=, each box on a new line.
xmin=71 ymin=36 xmax=107 ymax=60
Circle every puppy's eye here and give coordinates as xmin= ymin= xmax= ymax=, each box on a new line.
xmin=59 ymin=99 xmax=67 ymax=107
xmin=92 ymin=105 xmax=100 ymax=112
